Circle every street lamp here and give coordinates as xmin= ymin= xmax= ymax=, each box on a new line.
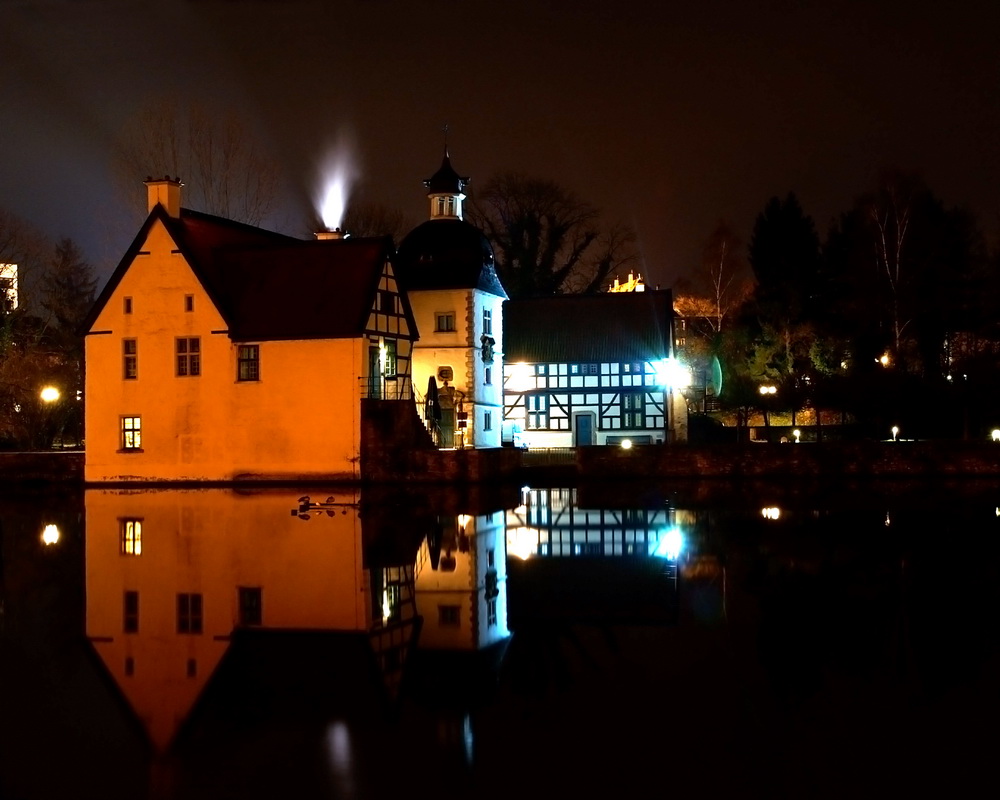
xmin=793 ymin=429 xmax=801 ymax=443
xmin=40 ymin=386 xmax=60 ymax=403
xmin=891 ymin=425 xmax=899 ymax=442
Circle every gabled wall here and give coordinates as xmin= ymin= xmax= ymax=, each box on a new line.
xmin=84 ymin=219 xmax=366 ymax=482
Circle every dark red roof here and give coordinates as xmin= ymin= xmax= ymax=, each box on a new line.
xmin=84 ymin=207 xmax=417 ymax=342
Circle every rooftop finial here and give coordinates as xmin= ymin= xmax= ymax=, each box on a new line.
xmin=442 ymin=122 xmax=450 ymax=155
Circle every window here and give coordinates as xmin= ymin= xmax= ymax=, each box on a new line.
xmin=382 ymin=339 xmax=397 ymax=378
xmin=487 ymin=548 xmax=496 ymax=568
xmin=485 ymin=367 xmax=492 ymax=385
xmin=184 ymin=294 xmax=194 ymax=312
xmin=124 ymin=657 xmax=134 ymax=676
xmin=187 ymin=659 xmax=197 ymax=678
xmin=123 ymin=591 xmax=139 ymax=633
xmin=435 ymin=196 xmax=455 ymax=217
xmin=527 ymin=394 xmax=549 ymax=429
xmin=177 ymin=593 xmax=203 ymax=634
xmin=438 ymin=605 xmax=461 ymax=626
xmin=238 ymin=587 xmax=262 ymax=626
xmin=120 ymin=416 xmax=141 ymax=451
xmin=237 ymin=345 xmax=259 ymax=381
xmin=487 ymin=598 xmax=498 ymax=627
xmin=123 ymin=339 xmax=137 ymax=380
xmin=123 ymin=297 xmax=133 ymax=314
xmin=435 ymin=312 xmax=456 ymax=332
xmin=484 ymin=410 xmax=492 ymax=431
xmin=120 ymin=519 xmax=142 ymax=555
xmin=378 ymin=289 xmax=394 ymax=313
xmin=623 ymin=393 xmax=645 ymax=428
xmin=176 ymin=337 xmax=201 ymax=376
xmin=482 ymin=308 xmax=492 ymax=336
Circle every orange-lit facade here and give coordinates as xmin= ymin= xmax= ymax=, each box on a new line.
xmin=83 ymin=179 xmax=417 ymax=482
xmin=84 ymin=487 xmax=420 ymax=753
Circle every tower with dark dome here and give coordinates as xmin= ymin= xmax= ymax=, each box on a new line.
xmin=396 ymin=151 xmax=507 ymax=449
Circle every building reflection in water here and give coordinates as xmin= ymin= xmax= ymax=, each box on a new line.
xmin=84 ymin=487 xmax=431 ymax=757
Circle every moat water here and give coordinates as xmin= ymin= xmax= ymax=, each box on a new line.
xmin=1 ymin=479 xmax=998 ymax=799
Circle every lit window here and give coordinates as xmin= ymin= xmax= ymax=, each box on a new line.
xmin=121 ymin=416 xmax=141 ymax=451
xmin=123 ymin=339 xmax=137 ymax=380
xmin=435 ymin=313 xmax=456 ymax=332
xmin=120 ymin=519 xmax=142 ymax=555
xmin=123 ymin=297 xmax=133 ymax=314
xmin=438 ymin=605 xmax=460 ymax=626
xmin=177 ymin=593 xmax=203 ymax=634
xmin=483 ymin=308 xmax=492 ymax=336
xmin=176 ymin=337 xmax=201 ymax=376
xmin=184 ymin=294 xmax=194 ymax=312
xmin=238 ymin=587 xmax=262 ymax=626
xmin=382 ymin=339 xmax=397 ymax=377
xmin=123 ymin=591 xmax=139 ymax=633
xmin=237 ymin=345 xmax=259 ymax=381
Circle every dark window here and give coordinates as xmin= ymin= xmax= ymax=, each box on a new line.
xmin=123 ymin=297 xmax=133 ymax=314
xmin=121 ymin=416 xmax=141 ymax=451
xmin=527 ymin=394 xmax=549 ymax=429
xmin=124 ymin=657 xmax=135 ymax=676
xmin=176 ymin=337 xmax=201 ymax=376
xmin=483 ymin=308 xmax=492 ymax=336
xmin=123 ymin=591 xmax=139 ymax=633
xmin=177 ymin=593 xmax=203 ymax=634
xmin=623 ymin=393 xmax=645 ymax=428
xmin=378 ymin=289 xmax=394 ymax=313
xmin=485 ymin=367 xmax=492 ymax=385
xmin=123 ymin=339 xmax=137 ymax=380
xmin=184 ymin=295 xmax=194 ymax=312
xmin=487 ymin=598 xmax=498 ymax=627
xmin=238 ymin=587 xmax=262 ymax=626
xmin=237 ymin=345 xmax=259 ymax=381
xmin=438 ymin=605 xmax=460 ymax=626
xmin=435 ymin=313 xmax=456 ymax=332
xmin=187 ymin=659 xmax=197 ymax=677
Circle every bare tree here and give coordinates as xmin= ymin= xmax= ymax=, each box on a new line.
xmin=112 ymin=95 xmax=280 ymax=226
xmin=674 ymin=220 xmax=753 ymax=337
xmin=467 ymin=172 xmax=638 ymax=297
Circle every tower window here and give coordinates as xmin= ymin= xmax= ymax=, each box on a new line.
xmin=483 ymin=308 xmax=492 ymax=336
xmin=435 ymin=313 xmax=456 ymax=332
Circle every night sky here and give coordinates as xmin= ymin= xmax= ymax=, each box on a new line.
xmin=2 ymin=0 xmax=999 ymax=291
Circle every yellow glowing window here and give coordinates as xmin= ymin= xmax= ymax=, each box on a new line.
xmin=121 ymin=416 xmax=141 ymax=451
xmin=120 ymin=519 xmax=142 ymax=555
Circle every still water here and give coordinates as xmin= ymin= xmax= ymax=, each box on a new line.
xmin=1 ymin=479 xmax=998 ymax=799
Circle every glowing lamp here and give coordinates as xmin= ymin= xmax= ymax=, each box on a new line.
xmin=40 ymin=386 xmax=60 ymax=403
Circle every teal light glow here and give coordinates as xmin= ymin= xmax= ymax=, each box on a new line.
xmin=653 ymin=527 xmax=683 ymax=560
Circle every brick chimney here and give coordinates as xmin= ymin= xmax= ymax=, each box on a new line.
xmin=144 ymin=176 xmax=182 ymax=218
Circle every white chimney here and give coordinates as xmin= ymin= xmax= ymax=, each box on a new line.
xmin=315 ymin=227 xmax=348 ymax=240
xmin=144 ymin=176 xmax=182 ymax=217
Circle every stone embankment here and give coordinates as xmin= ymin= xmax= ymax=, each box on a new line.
xmin=3 ymin=441 xmax=1000 ymax=486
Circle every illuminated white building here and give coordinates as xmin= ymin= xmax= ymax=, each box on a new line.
xmin=395 ymin=153 xmax=507 ymax=449
xmin=502 ymin=290 xmax=689 ymax=446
